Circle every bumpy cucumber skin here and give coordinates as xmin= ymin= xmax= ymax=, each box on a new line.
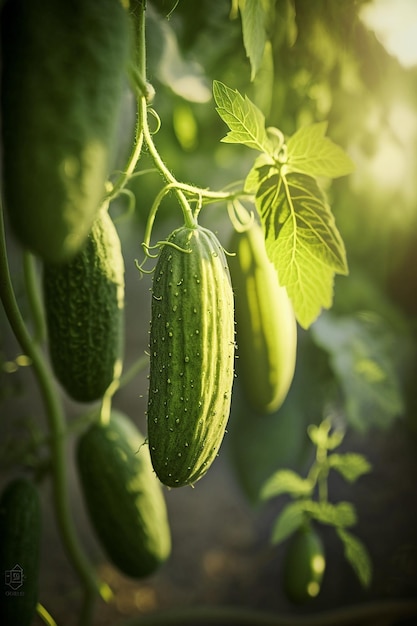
xmin=283 ymin=525 xmax=326 ymax=604
xmin=147 ymin=225 xmax=235 ymax=488
xmin=77 ymin=410 xmax=171 ymax=578
xmin=0 ymin=478 xmax=41 ymax=626
xmin=0 ymin=0 xmax=129 ymax=262
xmin=43 ymin=209 xmax=124 ymax=403
xmin=228 ymin=221 xmax=297 ymax=414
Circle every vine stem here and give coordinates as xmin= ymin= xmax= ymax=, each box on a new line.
xmin=106 ymin=100 xmax=144 ymax=204
xmin=0 ymin=203 xmax=104 ymax=625
xmin=36 ymin=602 xmax=58 ymax=626
xmin=105 ymin=1 xmax=148 ymax=204
xmin=119 ymin=599 xmax=417 ymax=626
xmin=22 ymin=251 xmax=46 ymax=344
xmin=139 ymin=96 xmax=197 ymax=229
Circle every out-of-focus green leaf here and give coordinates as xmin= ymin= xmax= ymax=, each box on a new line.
xmin=146 ymin=5 xmax=211 ymax=102
xmin=238 ymin=0 xmax=268 ymax=80
xmin=305 ymin=500 xmax=357 ymax=528
xmin=260 ymin=469 xmax=313 ymax=501
xmin=252 ymin=40 xmax=275 ymax=116
xmin=328 ymin=452 xmax=372 ymax=483
xmin=307 ymin=420 xmax=345 ymax=450
xmin=336 ymin=528 xmax=373 ymax=588
xmin=270 ymin=500 xmax=307 ymax=545
xmin=311 ymin=311 xmax=405 ymax=431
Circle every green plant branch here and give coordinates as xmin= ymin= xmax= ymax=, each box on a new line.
xmin=141 ymin=184 xmax=179 ymax=257
xmin=0 ymin=202 xmax=104 ymax=626
xmin=106 ymin=100 xmax=144 ymax=204
xmin=167 ymin=180 xmax=246 ymax=204
xmin=105 ymin=0 xmax=149 ymax=205
xmin=316 ymin=449 xmax=329 ymax=504
xmin=36 ymin=602 xmax=58 ymax=626
xmin=112 ymin=4 xmax=248 ymax=234
xmin=118 ymin=353 xmax=149 ymax=389
xmin=140 ymin=98 xmax=197 ymax=228
xmin=23 ymin=251 xmax=46 ymax=345
xmin=119 ymin=599 xmax=417 ymax=626
xmin=130 ymin=0 xmax=147 ymax=81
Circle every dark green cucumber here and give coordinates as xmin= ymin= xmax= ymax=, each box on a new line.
xmin=0 ymin=0 xmax=130 ymax=262
xmin=283 ymin=524 xmax=326 ymax=603
xmin=77 ymin=410 xmax=171 ymax=578
xmin=0 ymin=478 xmax=41 ymax=626
xmin=43 ymin=209 xmax=125 ymax=403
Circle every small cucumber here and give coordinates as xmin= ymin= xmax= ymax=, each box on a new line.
xmin=283 ymin=524 xmax=326 ymax=604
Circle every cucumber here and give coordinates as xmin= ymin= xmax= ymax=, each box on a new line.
xmin=283 ymin=524 xmax=326 ymax=604
xmin=0 ymin=477 xmax=41 ymax=626
xmin=147 ymin=225 xmax=235 ymax=487
xmin=43 ymin=209 xmax=125 ymax=403
xmin=77 ymin=410 xmax=171 ymax=578
xmin=229 ymin=221 xmax=297 ymax=413
xmin=0 ymin=0 xmax=130 ymax=262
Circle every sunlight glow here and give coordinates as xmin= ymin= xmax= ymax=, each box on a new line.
xmin=360 ymin=0 xmax=417 ymax=67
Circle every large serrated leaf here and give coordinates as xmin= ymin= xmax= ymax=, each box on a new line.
xmin=213 ymin=80 xmax=272 ymax=152
xmin=336 ymin=528 xmax=373 ymax=588
xmin=254 ymin=170 xmax=348 ymax=328
xmin=286 ymin=122 xmax=355 ymax=179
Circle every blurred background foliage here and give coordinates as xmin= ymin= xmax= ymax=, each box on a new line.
xmin=107 ymin=1 xmax=417 ymax=502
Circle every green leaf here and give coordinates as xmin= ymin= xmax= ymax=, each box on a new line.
xmin=304 ymin=501 xmax=357 ymax=528
xmin=260 ymin=469 xmax=313 ymax=501
xmin=286 ymin=122 xmax=355 ymax=179
xmin=311 ymin=312 xmax=405 ymax=431
xmin=213 ymin=81 xmax=272 ymax=152
xmin=270 ymin=500 xmax=307 ymax=545
xmin=253 ymin=168 xmax=348 ymax=328
xmin=328 ymin=453 xmax=372 ymax=483
xmin=325 ymin=430 xmax=345 ymax=450
xmin=336 ymin=528 xmax=373 ymax=588
xmin=307 ymin=424 xmax=321 ymax=447
xmin=239 ymin=0 xmax=268 ymax=81
xmin=307 ymin=422 xmax=345 ymax=451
